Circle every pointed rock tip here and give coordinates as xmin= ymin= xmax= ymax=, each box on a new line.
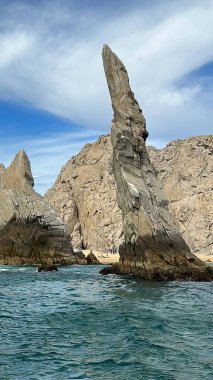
xmin=102 ymin=44 xmax=122 ymax=72
xmin=102 ymin=44 xmax=116 ymax=61
xmin=102 ymin=44 xmax=111 ymax=53
xmin=12 ymin=150 xmax=34 ymax=186
xmin=16 ymin=149 xmax=28 ymax=159
xmin=15 ymin=150 xmax=30 ymax=167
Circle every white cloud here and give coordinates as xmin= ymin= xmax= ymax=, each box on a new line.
xmin=0 ymin=0 xmax=213 ymax=193
xmin=0 ymin=32 xmax=32 ymax=69
xmin=0 ymin=1 xmax=212 ymax=124
xmin=0 ymin=129 xmax=101 ymax=194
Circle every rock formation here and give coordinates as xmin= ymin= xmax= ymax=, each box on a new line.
xmin=102 ymin=44 xmax=212 ymax=280
xmin=148 ymin=135 xmax=213 ymax=256
xmin=38 ymin=265 xmax=58 ymax=272
xmin=45 ymin=136 xmax=123 ymax=251
xmin=46 ymin=134 xmax=212 ymax=258
xmin=0 ymin=150 xmax=75 ymax=265
xmin=86 ymin=251 xmax=101 ymax=265
xmin=73 ymin=249 xmax=87 ymax=265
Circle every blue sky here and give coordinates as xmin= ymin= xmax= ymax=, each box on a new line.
xmin=0 ymin=0 xmax=213 ymax=194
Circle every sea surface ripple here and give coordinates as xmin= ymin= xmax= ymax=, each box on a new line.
xmin=0 ymin=265 xmax=212 ymax=379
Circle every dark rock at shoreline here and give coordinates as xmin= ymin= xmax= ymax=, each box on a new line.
xmin=38 ymin=265 xmax=58 ymax=272
xmin=87 ymin=251 xmax=101 ymax=265
xmin=73 ymin=249 xmax=87 ymax=264
xmin=100 ymin=263 xmax=213 ymax=281
xmin=99 ymin=264 xmax=119 ymax=275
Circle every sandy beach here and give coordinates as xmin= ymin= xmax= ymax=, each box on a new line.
xmin=83 ymin=250 xmax=119 ymax=265
xmin=195 ymin=254 xmax=213 ymax=263
xmin=83 ymin=250 xmax=213 ymax=265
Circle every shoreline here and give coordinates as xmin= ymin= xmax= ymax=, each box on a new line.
xmin=0 ymin=251 xmax=212 ymax=267
xmin=83 ymin=249 xmax=119 ymax=265
xmin=83 ymin=250 xmax=213 ymax=265
xmin=195 ymin=253 xmax=213 ymax=263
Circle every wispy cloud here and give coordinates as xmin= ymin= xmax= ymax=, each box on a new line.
xmin=0 ymin=0 xmax=213 ymax=193
xmin=0 ymin=129 xmax=100 ymax=194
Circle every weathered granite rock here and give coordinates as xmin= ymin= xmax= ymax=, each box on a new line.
xmin=99 ymin=265 xmax=119 ymax=275
xmin=86 ymin=251 xmax=101 ymax=265
xmin=44 ymin=45 xmax=212 ymax=264
xmin=45 ymin=136 xmax=123 ymax=252
xmin=46 ymin=134 xmax=212 ymax=258
xmin=0 ymin=150 xmax=75 ymax=265
xmin=73 ymin=249 xmax=87 ymax=265
xmin=102 ymin=44 xmax=213 ymax=280
xmin=148 ymin=135 xmax=213 ymax=256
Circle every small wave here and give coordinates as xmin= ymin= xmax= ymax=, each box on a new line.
xmin=0 ymin=265 xmax=212 ymax=380
xmin=0 ymin=266 xmax=35 ymax=274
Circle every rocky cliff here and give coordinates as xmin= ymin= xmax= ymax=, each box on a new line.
xmin=0 ymin=150 xmax=75 ymax=265
xmin=102 ymin=44 xmax=212 ymax=280
xmin=46 ymin=134 xmax=212 ymax=259
xmin=45 ymin=136 xmax=123 ymax=251
xmin=148 ymin=135 xmax=213 ymax=256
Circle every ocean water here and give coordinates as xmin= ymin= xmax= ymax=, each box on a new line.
xmin=0 ymin=265 xmax=212 ymax=380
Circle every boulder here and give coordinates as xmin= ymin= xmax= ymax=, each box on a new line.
xmin=99 ymin=265 xmax=119 ymax=275
xmin=38 ymin=265 xmax=58 ymax=272
xmin=73 ymin=248 xmax=87 ymax=264
xmin=0 ymin=150 xmax=75 ymax=265
xmin=102 ymin=44 xmax=213 ymax=280
xmin=87 ymin=251 xmax=101 ymax=265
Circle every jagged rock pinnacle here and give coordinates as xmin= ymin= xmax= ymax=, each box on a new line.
xmin=102 ymin=44 xmax=148 ymax=142
xmin=102 ymin=44 xmax=213 ymax=280
xmin=0 ymin=151 xmax=74 ymax=265
xmin=12 ymin=150 xmax=34 ymax=187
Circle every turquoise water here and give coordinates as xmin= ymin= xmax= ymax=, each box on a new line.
xmin=0 ymin=265 xmax=212 ymax=380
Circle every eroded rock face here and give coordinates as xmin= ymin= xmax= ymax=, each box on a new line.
xmin=46 ymin=134 xmax=212 ymax=258
xmin=148 ymin=135 xmax=213 ymax=255
xmin=0 ymin=150 xmax=75 ymax=265
xmin=45 ymin=136 xmax=123 ymax=251
xmin=102 ymin=44 xmax=212 ymax=280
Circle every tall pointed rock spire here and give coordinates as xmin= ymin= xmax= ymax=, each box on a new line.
xmin=102 ymin=44 xmax=212 ymax=280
